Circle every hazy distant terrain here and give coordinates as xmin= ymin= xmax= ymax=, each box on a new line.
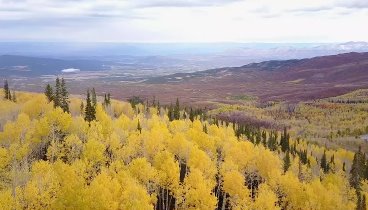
xmin=1 ymin=42 xmax=368 ymax=104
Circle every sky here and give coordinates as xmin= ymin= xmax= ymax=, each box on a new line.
xmin=0 ymin=0 xmax=367 ymax=43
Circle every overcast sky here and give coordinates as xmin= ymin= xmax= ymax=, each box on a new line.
xmin=0 ymin=0 xmax=367 ymax=42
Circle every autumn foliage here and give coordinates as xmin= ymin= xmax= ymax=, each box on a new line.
xmin=0 ymin=89 xmax=364 ymax=210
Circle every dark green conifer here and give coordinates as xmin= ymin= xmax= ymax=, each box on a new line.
xmin=60 ymin=78 xmax=69 ymax=113
xmin=91 ymin=88 xmax=97 ymax=107
xmin=45 ymin=84 xmax=54 ymax=102
xmin=3 ymin=80 xmax=9 ymax=100
xmin=85 ymin=89 xmax=96 ymax=124
xmin=350 ymin=146 xmax=366 ymax=191
xmin=174 ymin=98 xmax=180 ymax=120
xmin=283 ymin=151 xmax=291 ymax=173
xmin=54 ymin=77 xmax=61 ymax=108
xmin=321 ymin=150 xmax=328 ymax=173
xmin=80 ymin=101 xmax=84 ymax=116
xmin=189 ymin=107 xmax=194 ymax=122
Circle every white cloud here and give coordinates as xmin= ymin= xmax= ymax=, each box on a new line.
xmin=62 ymin=68 xmax=80 ymax=73
xmin=0 ymin=0 xmax=367 ymax=42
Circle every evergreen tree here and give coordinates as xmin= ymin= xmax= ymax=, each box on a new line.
xmin=283 ymin=151 xmax=291 ymax=173
xmin=168 ymin=103 xmax=174 ymax=121
xmin=189 ymin=107 xmax=194 ymax=122
xmin=350 ymin=146 xmax=366 ymax=191
xmin=44 ymin=84 xmax=54 ymax=102
xmin=103 ymin=94 xmax=108 ymax=106
xmin=280 ymin=127 xmax=290 ymax=152
xmin=85 ymin=89 xmax=96 ymax=123
xmin=267 ymin=132 xmax=277 ymax=151
xmin=174 ymin=98 xmax=180 ymax=120
xmin=80 ymin=102 xmax=84 ymax=116
xmin=262 ymin=133 xmax=267 ymax=147
xmin=3 ymin=80 xmax=9 ymax=100
xmin=321 ymin=150 xmax=328 ymax=173
xmin=54 ymin=77 xmax=61 ymax=108
xmin=91 ymin=88 xmax=97 ymax=107
xmin=60 ymin=78 xmax=69 ymax=113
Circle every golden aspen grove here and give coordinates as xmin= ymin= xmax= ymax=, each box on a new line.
xmin=0 ymin=0 xmax=367 ymax=209
xmin=0 ymin=82 xmax=367 ymax=210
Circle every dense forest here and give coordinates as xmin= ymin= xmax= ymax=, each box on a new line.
xmin=0 ymin=79 xmax=367 ymax=210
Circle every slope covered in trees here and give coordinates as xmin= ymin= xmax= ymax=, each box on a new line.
xmin=209 ymin=91 xmax=368 ymax=152
xmin=0 ymin=82 xmax=366 ymax=210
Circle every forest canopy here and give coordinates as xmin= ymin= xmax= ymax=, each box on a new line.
xmin=0 ymin=81 xmax=366 ymax=210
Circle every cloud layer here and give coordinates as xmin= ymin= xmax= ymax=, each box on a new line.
xmin=0 ymin=0 xmax=367 ymax=42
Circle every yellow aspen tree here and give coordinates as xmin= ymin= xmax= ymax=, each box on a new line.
xmin=179 ymin=169 xmax=217 ymax=210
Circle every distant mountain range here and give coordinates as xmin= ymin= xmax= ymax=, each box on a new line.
xmin=140 ymin=52 xmax=368 ymax=103
xmin=1 ymin=41 xmax=368 ymax=78
xmin=1 ymin=44 xmax=368 ymax=104
xmin=1 ymin=41 xmax=368 ymax=58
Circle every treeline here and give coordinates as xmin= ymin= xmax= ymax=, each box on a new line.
xmin=44 ymin=77 xmax=69 ymax=112
xmin=328 ymin=99 xmax=368 ymax=104
xmin=44 ymin=78 xmax=112 ymax=124
xmin=3 ymin=80 xmax=16 ymax=102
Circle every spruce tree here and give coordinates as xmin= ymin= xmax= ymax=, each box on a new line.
xmin=3 ymin=80 xmax=9 ymax=99
xmin=267 ymin=132 xmax=277 ymax=151
xmin=45 ymin=84 xmax=54 ymax=102
xmin=168 ymin=103 xmax=174 ymax=121
xmin=283 ymin=151 xmax=291 ymax=173
xmin=174 ymin=98 xmax=180 ymax=120
xmin=350 ymin=146 xmax=366 ymax=191
xmin=103 ymin=94 xmax=108 ymax=106
xmin=321 ymin=150 xmax=328 ymax=173
xmin=54 ymin=77 xmax=61 ymax=108
xmin=91 ymin=88 xmax=97 ymax=107
xmin=60 ymin=78 xmax=69 ymax=113
xmin=85 ymin=89 xmax=96 ymax=123
xmin=189 ymin=107 xmax=194 ymax=122
xmin=281 ymin=127 xmax=290 ymax=152
xmin=80 ymin=102 xmax=84 ymax=116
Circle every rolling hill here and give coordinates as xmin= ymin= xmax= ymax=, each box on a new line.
xmin=136 ymin=52 xmax=368 ymax=104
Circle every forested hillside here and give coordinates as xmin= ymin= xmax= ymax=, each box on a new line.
xmin=0 ymin=79 xmax=367 ymax=210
